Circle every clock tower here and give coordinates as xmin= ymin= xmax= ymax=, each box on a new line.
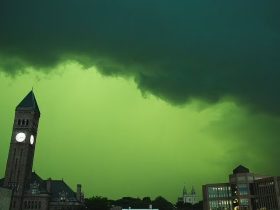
xmin=3 ymin=90 xmax=40 ymax=207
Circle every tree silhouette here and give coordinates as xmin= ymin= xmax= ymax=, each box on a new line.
xmin=175 ymin=200 xmax=203 ymax=210
xmin=84 ymin=195 xmax=203 ymax=210
xmin=85 ymin=196 xmax=110 ymax=210
xmin=152 ymin=196 xmax=175 ymax=210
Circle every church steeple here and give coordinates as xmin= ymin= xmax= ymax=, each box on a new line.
xmin=183 ymin=185 xmax=187 ymax=195
xmin=16 ymin=90 xmax=40 ymax=114
xmin=191 ymin=186 xmax=196 ymax=195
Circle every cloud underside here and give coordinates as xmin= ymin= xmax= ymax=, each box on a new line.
xmin=0 ymin=1 xmax=280 ymax=114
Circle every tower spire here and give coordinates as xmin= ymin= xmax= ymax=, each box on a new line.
xmin=191 ymin=186 xmax=195 ymax=195
xmin=16 ymin=90 xmax=40 ymax=114
xmin=183 ymin=185 xmax=187 ymax=195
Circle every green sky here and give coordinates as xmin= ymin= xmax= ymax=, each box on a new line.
xmin=0 ymin=62 xmax=279 ymax=201
xmin=1 ymin=0 xmax=280 ymax=203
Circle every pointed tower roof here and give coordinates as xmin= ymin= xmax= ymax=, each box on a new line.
xmin=191 ymin=186 xmax=196 ymax=195
xmin=16 ymin=90 xmax=40 ymax=114
xmin=233 ymin=165 xmax=250 ymax=174
xmin=183 ymin=185 xmax=187 ymax=195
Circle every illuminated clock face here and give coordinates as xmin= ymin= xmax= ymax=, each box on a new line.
xmin=15 ymin=132 xmax=26 ymax=142
xmin=30 ymin=135 xmax=35 ymax=145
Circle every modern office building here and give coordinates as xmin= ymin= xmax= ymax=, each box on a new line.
xmin=202 ymin=165 xmax=280 ymax=210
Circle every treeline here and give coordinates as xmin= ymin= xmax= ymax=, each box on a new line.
xmin=84 ymin=196 xmax=203 ymax=210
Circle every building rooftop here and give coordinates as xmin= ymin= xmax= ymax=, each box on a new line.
xmin=29 ymin=172 xmax=78 ymax=202
xmin=0 ymin=172 xmax=80 ymax=203
xmin=16 ymin=90 xmax=40 ymax=114
xmin=233 ymin=165 xmax=250 ymax=174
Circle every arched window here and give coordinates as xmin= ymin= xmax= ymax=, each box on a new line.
xmin=18 ymin=119 xmax=21 ymax=126
xmin=28 ymin=201 xmax=31 ymax=208
xmin=26 ymin=120 xmax=29 ymax=126
xmin=35 ymin=201 xmax=37 ymax=209
xmin=31 ymin=201 xmax=34 ymax=209
xmin=38 ymin=201 xmax=41 ymax=209
xmin=24 ymin=201 xmax=27 ymax=208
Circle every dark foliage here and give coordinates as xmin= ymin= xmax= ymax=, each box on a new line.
xmin=85 ymin=195 xmax=203 ymax=210
xmin=151 ymin=196 xmax=175 ymax=210
xmin=85 ymin=196 xmax=110 ymax=210
xmin=176 ymin=200 xmax=203 ymax=210
xmin=112 ymin=197 xmax=144 ymax=209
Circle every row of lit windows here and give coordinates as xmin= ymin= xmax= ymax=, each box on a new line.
xmin=240 ymin=198 xmax=249 ymax=206
xmin=23 ymin=201 xmax=41 ymax=209
xmin=209 ymin=200 xmax=232 ymax=208
xmin=208 ymin=186 xmax=231 ymax=198
xmin=208 ymin=186 xmax=231 ymax=191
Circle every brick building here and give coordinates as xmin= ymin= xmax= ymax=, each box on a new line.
xmin=0 ymin=91 xmax=84 ymax=210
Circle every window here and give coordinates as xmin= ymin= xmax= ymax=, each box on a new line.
xmin=30 ymin=181 xmax=40 ymax=195
xmin=240 ymin=199 xmax=249 ymax=206
xmin=238 ymin=184 xmax=249 ymax=195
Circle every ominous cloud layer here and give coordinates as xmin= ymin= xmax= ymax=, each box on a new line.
xmin=0 ymin=1 xmax=280 ymax=113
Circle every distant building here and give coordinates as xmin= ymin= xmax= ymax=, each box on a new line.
xmin=0 ymin=91 xmax=84 ymax=210
xmin=178 ymin=185 xmax=198 ymax=204
xmin=202 ymin=165 xmax=280 ymax=210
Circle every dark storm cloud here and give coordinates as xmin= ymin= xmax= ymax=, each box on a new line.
xmin=1 ymin=0 xmax=280 ymax=113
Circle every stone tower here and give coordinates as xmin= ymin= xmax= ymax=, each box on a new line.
xmin=3 ymin=90 xmax=40 ymax=209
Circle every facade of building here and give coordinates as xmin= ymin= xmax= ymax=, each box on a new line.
xmin=250 ymin=176 xmax=280 ymax=210
xmin=0 ymin=186 xmax=13 ymax=210
xmin=178 ymin=186 xmax=198 ymax=205
xmin=202 ymin=165 xmax=280 ymax=210
xmin=0 ymin=91 xmax=84 ymax=210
